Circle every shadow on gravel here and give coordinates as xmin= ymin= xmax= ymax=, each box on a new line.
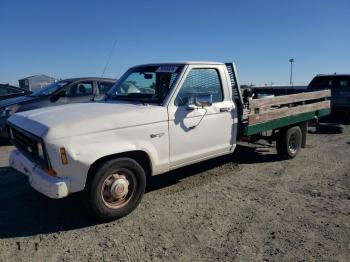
xmin=308 ymin=115 xmax=348 ymax=134
xmin=0 ymin=144 xmax=278 ymax=238
xmin=312 ymin=123 xmax=345 ymax=134
xmin=147 ymin=144 xmax=280 ymax=193
xmin=233 ymin=144 xmax=280 ymax=164
xmin=0 ymin=167 xmax=97 ymax=239
xmin=318 ymin=114 xmax=350 ymax=125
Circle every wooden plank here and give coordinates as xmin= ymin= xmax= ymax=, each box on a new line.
xmin=248 ymin=100 xmax=330 ymax=124
xmin=249 ymin=90 xmax=331 ymax=109
xmin=244 ymin=108 xmax=330 ymax=136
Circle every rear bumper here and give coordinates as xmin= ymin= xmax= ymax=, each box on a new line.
xmin=9 ymin=150 xmax=70 ymax=199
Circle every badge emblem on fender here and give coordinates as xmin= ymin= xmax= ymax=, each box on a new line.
xmin=150 ymin=133 xmax=165 ymax=138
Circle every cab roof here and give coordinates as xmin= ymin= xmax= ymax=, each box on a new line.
xmin=131 ymin=61 xmax=225 ymax=68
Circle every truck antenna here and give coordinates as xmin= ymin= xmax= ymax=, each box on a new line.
xmin=91 ymin=40 xmax=117 ymax=101
xmin=101 ymin=40 xmax=117 ymax=78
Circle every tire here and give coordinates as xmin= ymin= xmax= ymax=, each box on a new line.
xmin=84 ymin=158 xmax=146 ymax=221
xmin=276 ymin=126 xmax=302 ymax=159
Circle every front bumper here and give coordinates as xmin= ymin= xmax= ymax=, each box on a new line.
xmin=9 ymin=150 xmax=70 ymax=199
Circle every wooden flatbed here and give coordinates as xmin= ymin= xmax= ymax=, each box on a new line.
xmin=225 ymin=62 xmax=331 ymax=159
xmin=242 ymin=90 xmax=331 ymax=136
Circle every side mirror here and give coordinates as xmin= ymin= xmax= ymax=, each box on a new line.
xmin=195 ymin=94 xmax=212 ymax=108
xmin=50 ymin=90 xmax=66 ymax=102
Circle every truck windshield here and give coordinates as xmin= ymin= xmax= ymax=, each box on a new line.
xmin=107 ymin=65 xmax=183 ymax=104
xmin=30 ymin=81 xmax=70 ymax=97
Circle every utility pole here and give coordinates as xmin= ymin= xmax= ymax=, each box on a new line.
xmin=289 ymin=58 xmax=294 ymax=86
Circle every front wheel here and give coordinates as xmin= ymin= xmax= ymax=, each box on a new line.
xmin=84 ymin=158 xmax=146 ymax=221
xmin=276 ymin=126 xmax=302 ymax=159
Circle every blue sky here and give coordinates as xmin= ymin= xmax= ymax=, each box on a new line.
xmin=0 ymin=0 xmax=349 ymax=86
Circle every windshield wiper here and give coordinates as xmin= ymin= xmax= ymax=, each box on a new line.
xmin=108 ymin=95 xmax=160 ymax=104
xmin=112 ymin=96 xmax=146 ymax=103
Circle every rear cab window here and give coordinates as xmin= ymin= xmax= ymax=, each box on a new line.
xmin=308 ymin=77 xmax=333 ymax=90
xmin=309 ymin=76 xmax=350 ymax=90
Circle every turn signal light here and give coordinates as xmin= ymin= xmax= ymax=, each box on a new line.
xmin=60 ymin=147 xmax=68 ymax=165
xmin=47 ymin=168 xmax=57 ymax=177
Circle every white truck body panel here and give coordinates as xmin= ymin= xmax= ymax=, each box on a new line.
xmin=167 ymin=64 xmax=237 ymax=168
xmin=9 ymin=102 xmax=171 ymax=192
xmin=8 ymin=62 xmax=238 ymax=197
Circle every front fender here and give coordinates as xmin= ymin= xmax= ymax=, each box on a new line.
xmin=45 ymin=123 xmax=169 ymax=193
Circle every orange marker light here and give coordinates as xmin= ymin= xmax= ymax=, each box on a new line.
xmin=60 ymin=147 xmax=68 ymax=165
xmin=47 ymin=168 xmax=57 ymax=177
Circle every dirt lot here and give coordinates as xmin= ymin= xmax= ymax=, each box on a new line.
xmin=0 ymin=122 xmax=349 ymax=262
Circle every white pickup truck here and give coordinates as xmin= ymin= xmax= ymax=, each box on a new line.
xmin=7 ymin=61 xmax=331 ymax=220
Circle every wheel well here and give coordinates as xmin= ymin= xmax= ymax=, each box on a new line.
xmin=86 ymin=151 xmax=152 ymax=184
xmin=275 ymin=122 xmax=307 ymax=147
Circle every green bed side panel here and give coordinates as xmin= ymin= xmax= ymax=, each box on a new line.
xmin=243 ymin=108 xmax=330 ymax=136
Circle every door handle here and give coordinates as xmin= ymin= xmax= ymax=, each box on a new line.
xmin=220 ymin=107 xmax=231 ymax=112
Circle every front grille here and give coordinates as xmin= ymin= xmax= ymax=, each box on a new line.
xmin=12 ymin=128 xmax=38 ymax=158
xmin=8 ymin=124 xmax=49 ymax=169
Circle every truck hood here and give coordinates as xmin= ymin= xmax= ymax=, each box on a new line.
xmin=8 ymin=102 xmax=168 ymax=140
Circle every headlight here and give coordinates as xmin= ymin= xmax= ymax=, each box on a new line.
xmin=37 ymin=142 xmax=45 ymax=160
xmin=9 ymin=127 xmax=14 ymax=140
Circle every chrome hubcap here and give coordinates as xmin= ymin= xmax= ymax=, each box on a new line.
xmin=289 ymin=134 xmax=297 ymax=154
xmin=110 ymin=176 xmax=129 ymax=198
xmin=101 ymin=169 xmax=135 ymax=209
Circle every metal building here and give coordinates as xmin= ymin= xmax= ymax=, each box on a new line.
xmin=18 ymin=75 xmax=56 ymax=91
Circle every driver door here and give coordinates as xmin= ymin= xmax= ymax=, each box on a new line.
xmin=167 ymin=65 xmax=236 ymax=168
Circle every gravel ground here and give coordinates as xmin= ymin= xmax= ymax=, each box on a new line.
xmin=0 ymin=122 xmax=349 ymax=261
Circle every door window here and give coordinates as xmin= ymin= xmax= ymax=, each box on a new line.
xmin=175 ymin=68 xmax=223 ymax=106
xmin=68 ymin=82 xmax=93 ymax=97
xmin=98 ymin=81 xmax=115 ymax=94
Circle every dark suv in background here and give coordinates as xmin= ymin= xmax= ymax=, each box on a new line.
xmin=308 ymin=74 xmax=350 ymax=114
xmin=0 ymin=77 xmax=116 ymax=138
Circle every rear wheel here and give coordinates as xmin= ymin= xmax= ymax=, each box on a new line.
xmin=276 ymin=126 xmax=302 ymax=159
xmin=84 ymin=158 xmax=146 ymax=221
